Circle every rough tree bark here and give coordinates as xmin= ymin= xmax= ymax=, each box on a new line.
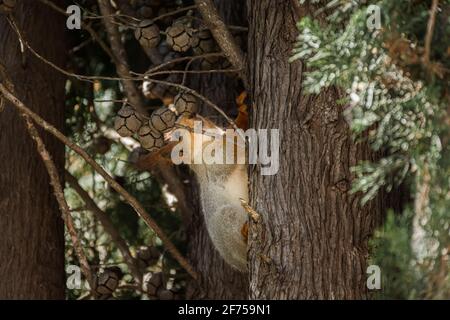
xmin=185 ymin=0 xmax=249 ymax=299
xmin=246 ymin=0 xmax=388 ymax=299
xmin=0 ymin=1 xmax=67 ymax=299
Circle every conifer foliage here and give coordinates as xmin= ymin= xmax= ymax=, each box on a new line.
xmin=292 ymin=0 xmax=450 ymax=298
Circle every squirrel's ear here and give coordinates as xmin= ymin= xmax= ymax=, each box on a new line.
xmin=236 ymin=91 xmax=247 ymax=106
xmin=235 ymin=91 xmax=249 ymax=130
xmin=176 ymin=116 xmax=196 ymax=128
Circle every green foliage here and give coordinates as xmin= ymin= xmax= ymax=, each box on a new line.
xmin=369 ymin=210 xmax=424 ymax=299
xmin=293 ymin=0 xmax=450 ymax=298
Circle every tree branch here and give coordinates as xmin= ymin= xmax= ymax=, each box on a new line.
xmin=0 ymin=62 xmax=97 ymax=291
xmin=5 ymin=20 xmax=239 ymax=133
xmin=22 ymin=115 xmax=96 ymax=291
xmin=5 ymin=15 xmax=240 ymax=133
xmin=0 ymin=83 xmax=199 ymax=280
xmin=194 ymin=0 xmax=247 ymax=85
xmin=65 ymin=171 xmax=143 ymax=284
xmin=37 ymin=0 xmax=116 ymax=63
xmin=97 ymin=0 xmax=148 ymax=115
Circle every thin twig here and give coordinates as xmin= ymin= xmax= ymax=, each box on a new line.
xmin=7 ymin=17 xmax=90 ymax=82
xmin=22 ymin=115 xmax=95 ymax=291
xmin=143 ymin=53 xmax=225 ymax=75
xmin=97 ymin=0 xmax=148 ymax=115
xmin=182 ymin=59 xmax=195 ymax=86
xmin=6 ymin=17 xmax=236 ymax=130
xmin=6 ymin=17 xmax=132 ymax=83
xmin=71 ymin=0 xmax=136 ymax=23
xmin=152 ymin=4 xmax=198 ymax=23
xmin=147 ymin=68 xmax=241 ymax=77
xmin=0 ymin=62 xmax=96 ymax=290
xmin=65 ymin=171 xmax=143 ymax=284
xmin=0 ymin=84 xmax=199 ymax=280
xmin=37 ymin=0 xmax=116 ymax=63
xmin=6 ymin=18 xmax=220 ymax=84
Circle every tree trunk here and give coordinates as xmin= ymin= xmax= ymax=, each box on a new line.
xmin=185 ymin=0 xmax=249 ymax=300
xmin=246 ymin=0 xmax=387 ymax=299
xmin=0 ymin=1 xmax=67 ymax=299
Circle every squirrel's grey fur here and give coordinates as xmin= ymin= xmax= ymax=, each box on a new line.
xmin=189 ymin=163 xmax=248 ymax=272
